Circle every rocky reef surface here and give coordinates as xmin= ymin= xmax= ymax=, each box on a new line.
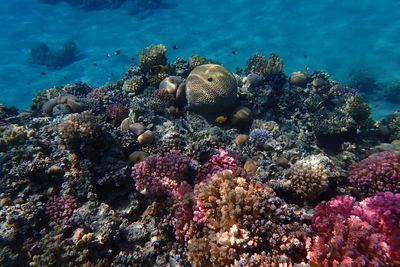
xmin=0 ymin=44 xmax=399 ymax=267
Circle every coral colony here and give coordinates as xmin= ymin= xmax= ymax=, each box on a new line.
xmin=1 ymin=43 xmax=400 ymax=266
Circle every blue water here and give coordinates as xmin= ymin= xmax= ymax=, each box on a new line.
xmin=1 ymin=0 xmax=400 ymax=117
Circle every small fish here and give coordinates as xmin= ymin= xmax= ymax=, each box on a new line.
xmin=131 ymin=57 xmax=135 ymax=61
xmin=215 ymin=115 xmax=228 ymax=123
xmin=172 ymin=45 xmax=178 ymax=49
xmin=305 ymin=66 xmax=309 ymax=71
xmin=149 ymin=65 xmax=168 ymax=75
xmin=63 ymin=76 xmax=67 ymax=79
xmin=114 ymin=50 xmax=121 ymax=55
xmin=232 ymin=51 xmax=237 ymax=55
xmin=304 ymin=55 xmax=308 ymax=58
xmin=93 ymin=63 xmax=98 ymax=66
xmin=41 ymin=29 xmax=46 ymax=33
xmin=106 ymin=53 xmax=111 ymax=58
xmin=41 ymin=71 xmax=46 ymax=75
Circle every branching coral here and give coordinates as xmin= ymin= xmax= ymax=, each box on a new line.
xmin=306 ymin=192 xmax=400 ymax=266
xmin=347 ymin=151 xmax=400 ymax=196
xmin=131 ymin=149 xmax=192 ymax=201
xmin=45 ymin=194 xmax=78 ymax=224
xmin=187 ymin=170 xmax=310 ymax=266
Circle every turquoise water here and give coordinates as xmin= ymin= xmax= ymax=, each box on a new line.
xmin=1 ymin=0 xmax=399 ymax=117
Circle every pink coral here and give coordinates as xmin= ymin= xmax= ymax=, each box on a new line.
xmin=194 ymin=148 xmax=248 ymax=183
xmin=347 ymin=151 xmax=400 ymax=195
xmin=306 ymin=192 xmax=400 ymax=266
xmin=87 ymin=88 xmax=105 ymax=99
xmin=45 ymin=194 xmax=78 ymax=224
xmin=131 ymin=150 xmax=192 ymax=201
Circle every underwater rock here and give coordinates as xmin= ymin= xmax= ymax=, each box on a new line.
xmin=137 ymin=130 xmax=154 ymax=146
xmin=186 ymin=64 xmax=237 ymax=114
xmin=231 ymin=106 xmax=252 ymax=129
xmin=289 ymin=71 xmax=312 ymax=87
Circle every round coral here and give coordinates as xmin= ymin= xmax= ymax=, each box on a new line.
xmin=288 ymin=154 xmax=334 ymax=201
xmin=186 ymin=64 xmax=237 ymax=114
xmin=347 ymin=151 xmax=400 ymax=196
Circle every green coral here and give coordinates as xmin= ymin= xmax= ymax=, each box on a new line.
xmin=342 ymin=95 xmax=371 ymax=126
xmin=122 ymin=76 xmax=146 ymax=97
xmin=381 ymin=113 xmax=400 ymax=141
xmin=138 ymin=44 xmax=167 ymax=74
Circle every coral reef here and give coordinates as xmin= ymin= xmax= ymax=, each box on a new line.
xmin=306 ymin=192 xmax=400 ymax=266
xmin=3 ymin=44 xmax=400 ymax=266
xmin=186 ymin=64 xmax=238 ymax=114
xmin=347 ymin=151 xmax=400 ymax=196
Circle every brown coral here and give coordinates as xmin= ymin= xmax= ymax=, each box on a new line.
xmin=186 ymin=64 xmax=237 ymax=114
xmin=187 ymin=170 xmax=309 ymax=266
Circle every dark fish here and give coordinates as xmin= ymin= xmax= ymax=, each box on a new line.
xmin=41 ymin=71 xmax=46 ymax=75
xmin=305 ymin=66 xmax=309 ymax=71
xmin=232 ymin=51 xmax=237 ymax=55
xmin=114 ymin=50 xmax=121 ymax=55
xmin=172 ymin=45 xmax=178 ymax=49
xmin=41 ymin=29 xmax=46 ymax=32
xmin=304 ymin=55 xmax=308 ymax=58
xmin=93 ymin=63 xmax=98 ymax=66
xmin=131 ymin=57 xmax=135 ymax=61
xmin=106 ymin=53 xmax=111 ymax=58
xmin=63 ymin=76 xmax=67 ymax=79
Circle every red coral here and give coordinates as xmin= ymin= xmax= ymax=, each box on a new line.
xmin=45 ymin=194 xmax=78 ymax=224
xmin=131 ymin=150 xmax=191 ymax=201
xmin=306 ymin=192 xmax=400 ymax=266
xmin=347 ymin=151 xmax=400 ymax=195
xmin=106 ymin=103 xmax=128 ymax=123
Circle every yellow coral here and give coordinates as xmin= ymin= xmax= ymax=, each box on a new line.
xmin=122 ymin=76 xmax=145 ymax=97
xmin=138 ymin=44 xmax=167 ymax=74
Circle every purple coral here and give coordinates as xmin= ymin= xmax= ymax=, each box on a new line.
xmin=347 ymin=151 xmax=400 ymax=195
xmin=45 ymin=194 xmax=78 ymax=224
xmin=306 ymin=192 xmax=400 ymax=266
xmin=132 ymin=150 xmax=192 ymax=201
xmin=249 ymin=128 xmax=273 ymax=148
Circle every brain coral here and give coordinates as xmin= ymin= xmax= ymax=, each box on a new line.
xmin=185 ymin=64 xmax=237 ymax=114
xmin=347 ymin=151 xmax=400 ymax=196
